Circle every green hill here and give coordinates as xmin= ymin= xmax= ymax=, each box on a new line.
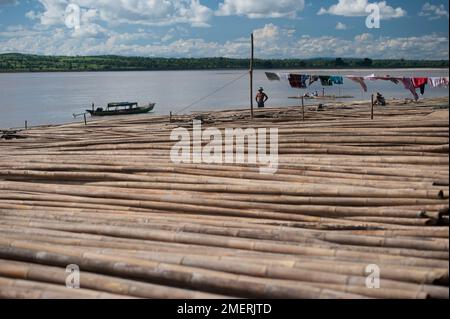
xmin=0 ymin=53 xmax=448 ymax=72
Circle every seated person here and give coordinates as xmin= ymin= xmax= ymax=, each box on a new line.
xmin=375 ymin=92 xmax=386 ymax=106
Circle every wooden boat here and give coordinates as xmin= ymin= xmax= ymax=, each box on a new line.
xmin=86 ymin=102 xmax=155 ymax=117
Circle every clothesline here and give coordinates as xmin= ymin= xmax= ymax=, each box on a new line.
xmin=265 ymin=72 xmax=449 ymax=101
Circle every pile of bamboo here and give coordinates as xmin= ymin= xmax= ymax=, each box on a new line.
xmin=0 ymin=97 xmax=448 ymax=299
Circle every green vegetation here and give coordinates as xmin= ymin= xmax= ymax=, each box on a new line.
xmin=0 ymin=53 xmax=448 ymax=72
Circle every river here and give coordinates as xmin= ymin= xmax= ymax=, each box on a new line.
xmin=0 ymin=69 xmax=448 ymax=129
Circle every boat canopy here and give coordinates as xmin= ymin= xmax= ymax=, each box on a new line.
xmin=107 ymin=102 xmax=138 ymax=108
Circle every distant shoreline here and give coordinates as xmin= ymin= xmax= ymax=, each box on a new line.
xmin=1 ymin=67 xmax=449 ymax=75
xmin=1 ymin=53 xmax=448 ymax=73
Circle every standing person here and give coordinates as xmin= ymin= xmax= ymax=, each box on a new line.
xmin=256 ymin=87 xmax=269 ymax=108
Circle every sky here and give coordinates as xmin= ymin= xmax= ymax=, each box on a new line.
xmin=0 ymin=0 xmax=448 ymax=59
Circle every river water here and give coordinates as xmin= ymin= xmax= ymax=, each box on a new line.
xmin=0 ymin=69 xmax=448 ymax=129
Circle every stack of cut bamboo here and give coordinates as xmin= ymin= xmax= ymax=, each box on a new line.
xmin=0 ymin=97 xmax=448 ymax=299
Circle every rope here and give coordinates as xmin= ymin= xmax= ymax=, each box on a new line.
xmin=175 ymin=72 xmax=248 ymax=115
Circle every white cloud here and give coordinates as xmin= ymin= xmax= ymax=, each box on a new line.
xmin=419 ymin=2 xmax=449 ymax=20
xmin=217 ymin=0 xmax=305 ymax=18
xmin=254 ymin=23 xmax=280 ymax=40
xmin=29 ymin=0 xmax=213 ymax=28
xmin=1 ymin=24 xmax=448 ymax=60
xmin=71 ymin=22 xmax=107 ymax=39
xmin=355 ymin=33 xmax=373 ymax=41
xmin=335 ymin=22 xmax=347 ymax=30
xmin=318 ymin=0 xmax=406 ymax=19
xmin=25 ymin=10 xmax=40 ymax=20
xmin=297 ymin=33 xmax=447 ymax=60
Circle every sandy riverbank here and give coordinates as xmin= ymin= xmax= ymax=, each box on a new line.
xmin=0 ymin=97 xmax=448 ymax=299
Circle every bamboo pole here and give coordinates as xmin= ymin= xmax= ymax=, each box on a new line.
xmin=371 ymin=94 xmax=374 ymax=120
xmin=250 ymin=33 xmax=254 ymax=119
xmin=0 ymin=259 xmax=228 ymax=299
xmin=0 ymin=96 xmax=448 ymax=299
xmin=302 ymin=96 xmax=305 ymax=121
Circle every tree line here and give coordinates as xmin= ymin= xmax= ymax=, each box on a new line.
xmin=0 ymin=53 xmax=448 ymax=72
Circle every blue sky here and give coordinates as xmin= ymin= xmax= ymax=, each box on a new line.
xmin=0 ymin=0 xmax=448 ymax=59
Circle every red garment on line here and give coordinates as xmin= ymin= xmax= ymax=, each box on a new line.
xmin=412 ymin=78 xmax=428 ymax=88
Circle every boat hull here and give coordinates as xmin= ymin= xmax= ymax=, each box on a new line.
xmin=86 ymin=104 xmax=155 ymax=117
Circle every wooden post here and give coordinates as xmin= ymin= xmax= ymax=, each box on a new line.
xmin=83 ymin=113 xmax=87 ymax=125
xmin=170 ymin=112 xmax=172 ymax=123
xmin=322 ymin=88 xmax=325 ymax=97
xmin=301 ymin=96 xmax=305 ymax=121
xmin=371 ymin=94 xmax=374 ymax=120
xmin=25 ymin=121 xmax=27 ymax=130
xmin=250 ymin=33 xmax=254 ymax=119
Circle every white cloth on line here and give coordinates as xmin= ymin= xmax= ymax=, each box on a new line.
xmin=277 ymin=73 xmax=290 ymax=81
xmin=428 ymin=77 xmax=449 ymax=88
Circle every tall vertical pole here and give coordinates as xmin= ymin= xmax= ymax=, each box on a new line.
xmin=302 ymin=96 xmax=305 ymax=121
xmin=371 ymin=94 xmax=374 ymax=120
xmin=250 ymin=33 xmax=254 ymax=119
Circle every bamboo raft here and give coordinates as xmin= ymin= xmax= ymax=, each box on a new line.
xmin=0 ymin=97 xmax=448 ymax=299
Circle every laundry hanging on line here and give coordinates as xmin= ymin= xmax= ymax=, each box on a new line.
xmin=428 ymin=77 xmax=449 ymax=88
xmin=309 ymin=75 xmax=319 ymax=86
xmin=288 ymin=74 xmax=309 ymax=88
xmin=401 ymin=78 xmax=419 ymax=101
xmin=346 ymin=76 xmax=368 ymax=92
xmin=371 ymin=76 xmax=400 ymax=85
xmin=412 ymin=78 xmax=428 ymax=95
xmin=265 ymin=72 xmax=280 ymax=81
xmin=319 ymin=76 xmax=333 ymax=86
xmin=265 ymin=72 xmax=449 ymax=101
xmin=265 ymin=72 xmax=343 ymax=89
xmin=355 ymin=75 xmax=430 ymax=99
xmin=331 ymin=76 xmax=344 ymax=85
